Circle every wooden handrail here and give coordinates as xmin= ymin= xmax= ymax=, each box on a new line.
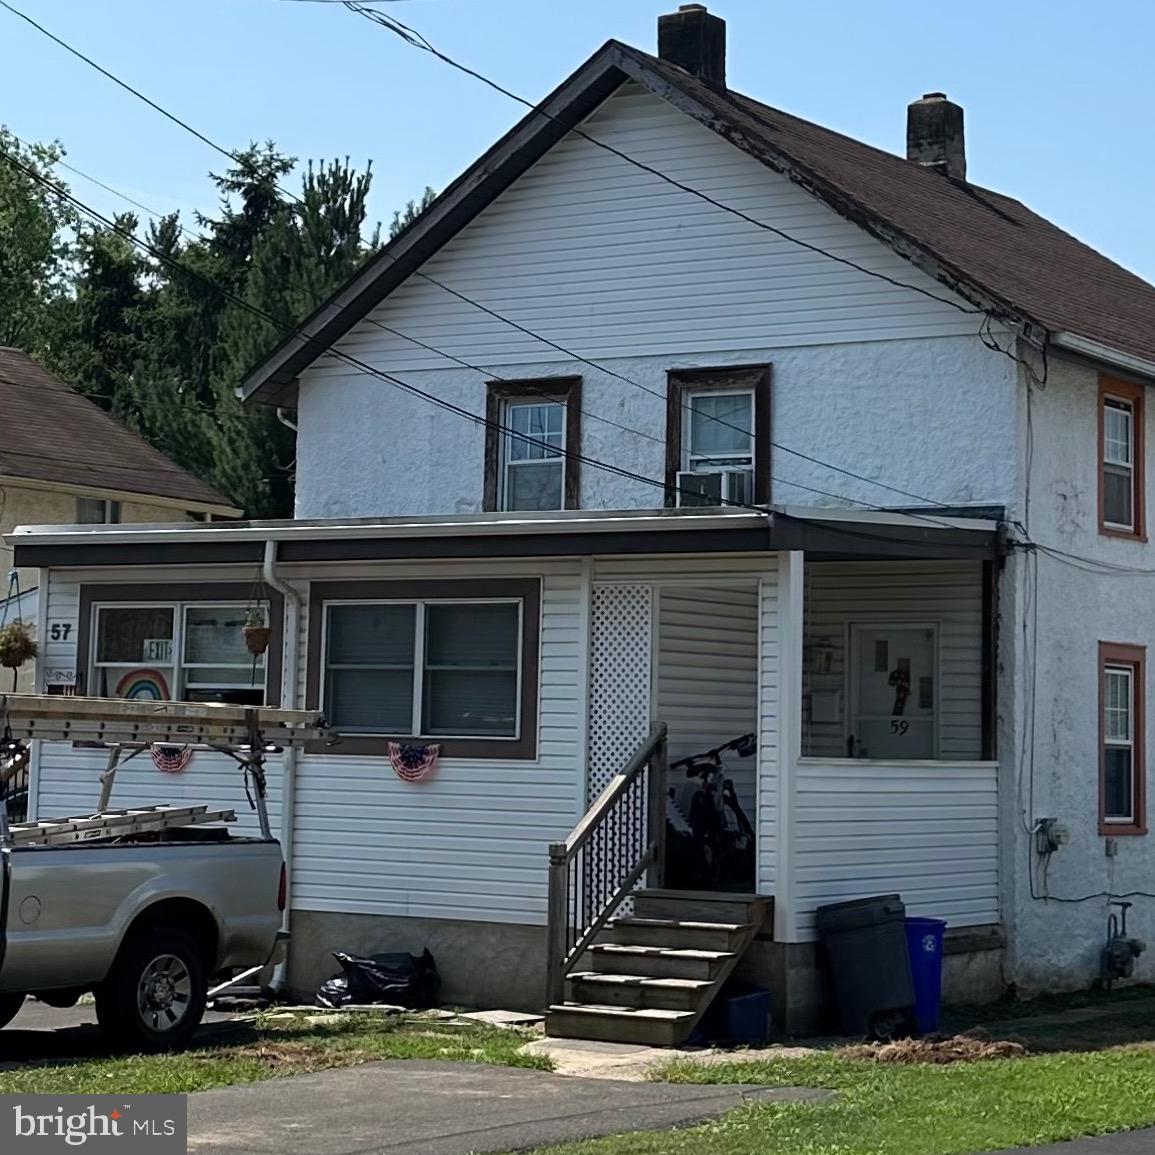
xmin=546 ymin=722 xmax=668 ymax=1005
xmin=555 ymin=722 xmax=667 ymax=860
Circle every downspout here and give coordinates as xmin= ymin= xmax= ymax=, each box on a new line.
xmin=262 ymin=539 xmax=300 ymax=994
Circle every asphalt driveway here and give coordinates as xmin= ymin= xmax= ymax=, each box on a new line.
xmin=185 ymin=1059 xmax=828 ymax=1155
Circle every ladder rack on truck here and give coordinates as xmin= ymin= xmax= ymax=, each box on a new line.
xmin=0 ymin=695 xmax=331 ymax=847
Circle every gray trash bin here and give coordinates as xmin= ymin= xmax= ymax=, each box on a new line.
xmin=816 ymin=894 xmax=917 ymax=1038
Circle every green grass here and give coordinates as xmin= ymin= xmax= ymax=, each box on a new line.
xmin=523 ymin=1047 xmax=1155 ymax=1155
xmin=0 ymin=1012 xmax=549 ymax=1096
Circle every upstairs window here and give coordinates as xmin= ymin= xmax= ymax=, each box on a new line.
xmin=484 ymin=378 xmax=582 ymax=512
xmin=1100 ymin=642 xmax=1146 ymax=835
xmin=666 ymin=365 xmax=771 ymax=508
xmin=1100 ymin=377 xmax=1145 ymax=538
xmin=502 ymin=401 xmax=565 ymax=511
xmin=681 ymin=390 xmax=755 ymax=507
xmin=76 ymin=498 xmax=121 ymax=525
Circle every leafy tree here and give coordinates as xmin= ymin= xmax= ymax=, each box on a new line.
xmin=0 ymin=129 xmax=76 ymax=350
xmin=0 ymin=130 xmax=431 ymax=519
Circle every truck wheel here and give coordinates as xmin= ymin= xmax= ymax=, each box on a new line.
xmin=95 ymin=928 xmax=207 ymax=1052
xmin=0 ymin=994 xmax=24 ymax=1030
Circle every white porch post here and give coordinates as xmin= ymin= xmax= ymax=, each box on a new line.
xmin=773 ymin=550 xmax=804 ymax=941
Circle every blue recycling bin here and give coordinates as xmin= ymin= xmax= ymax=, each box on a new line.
xmin=904 ymin=917 xmax=947 ymax=1034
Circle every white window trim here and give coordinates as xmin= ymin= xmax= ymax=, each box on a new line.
xmin=845 ymin=620 xmax=941 ymax=760
xmin=1103 ymin=662 xmax=1136 ymax=824
xmin=499 ymin=399 xmax=566 ymax=513
xmin=90 ymin=600 xmax=267 ymax=701
xmin=1103 ymin=395 xmax=1136 ymax=531
xmin=321 ymin=597 xmax=524 ymax=741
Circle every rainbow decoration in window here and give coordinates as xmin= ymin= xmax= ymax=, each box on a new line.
xmin=114 ymin=668 xmax=171 ymax=701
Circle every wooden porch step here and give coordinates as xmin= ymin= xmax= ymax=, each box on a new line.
xmin=610 ymin=916 xmax=751 ymax=952
xmin=568 ymin=971 xmax=712 ymax=1012
xmin=587 ymin=943 xmax=734 ymax=980
xmin=632 ymin=889 xmax=773 ymax=927
xmin=545 ymin=1003 xmax=698 ymax=1047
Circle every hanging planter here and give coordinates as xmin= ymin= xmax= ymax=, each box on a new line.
xmin=242 ymin=608 xmax=272 ymax=657
xmin=0 ymin=620 xmax=38 ymax=688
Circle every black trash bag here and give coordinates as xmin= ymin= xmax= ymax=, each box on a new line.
xmin=315 ymin=948 xmax=440 ymax=1009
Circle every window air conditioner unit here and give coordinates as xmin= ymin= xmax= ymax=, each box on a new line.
xmin=676 ymin=470 xmax=753 ymax=508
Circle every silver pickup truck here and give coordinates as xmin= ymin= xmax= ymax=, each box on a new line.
xmin=0 ymin=696 xmax=325 ymax=1051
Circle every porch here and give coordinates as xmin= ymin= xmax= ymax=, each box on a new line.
xmin=547 ymin=542 xmax=1002 ymax=1041
xmin=13 ymin=506 xmax=1003 ymax=1032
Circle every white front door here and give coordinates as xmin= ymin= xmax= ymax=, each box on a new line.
xmin=848 ymin=623 xmax=938 ymax=759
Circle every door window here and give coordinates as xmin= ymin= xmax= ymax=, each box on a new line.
xmin=848 ymin=624 xmax=938 ymax=759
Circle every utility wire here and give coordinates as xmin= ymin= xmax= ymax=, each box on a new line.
xmin=342 ymin=0 xmax=986 ymax=318
xmin=0 ymin=0 xmax=975 ymax=513
xmin=0 ymin=146 xmax=784 ymax=512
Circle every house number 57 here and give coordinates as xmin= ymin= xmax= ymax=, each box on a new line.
xmin=49 ymin=623 xmax=73 ymax=641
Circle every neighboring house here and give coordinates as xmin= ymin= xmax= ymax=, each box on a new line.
xmin=0 ymin=347 xmax=240 ymax=691
xmin=12 ymin=7 xmax=1155 ymax=1035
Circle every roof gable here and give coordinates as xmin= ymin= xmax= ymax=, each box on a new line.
xmin=240 ymin=40 xmax=1155 ymax=406
xmin=0 ymin=348 xmax=238 ymax=513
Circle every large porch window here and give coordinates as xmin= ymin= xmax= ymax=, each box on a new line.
xmin=90 ymin=601 xmax=267 ymax=704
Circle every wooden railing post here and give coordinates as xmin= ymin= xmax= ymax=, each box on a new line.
xmin=646 ymin=726 xmax=668 ymax=888
xmin=546 ymin=840 xmax=569 ymax=1006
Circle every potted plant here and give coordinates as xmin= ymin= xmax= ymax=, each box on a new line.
xmin=242 ymin=607 xmax=271 ymax=656
xmin=0 ymin=620 xmax=38 ymax=687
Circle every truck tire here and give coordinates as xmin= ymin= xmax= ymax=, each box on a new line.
xmin=0 ymin=994 xmax=24 ymax=1031
xmin=95 ymin=928 xmax=207 ymax=1052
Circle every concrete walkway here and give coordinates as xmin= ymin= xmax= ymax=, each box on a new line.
xmin=185 ymin=1060 xmax=831 ymax=1155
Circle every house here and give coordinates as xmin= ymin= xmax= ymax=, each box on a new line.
xmin=11 ymin=6 xmax=1155 ymax=1037
xmin=0 ymin=347 xmax=240 ymax=692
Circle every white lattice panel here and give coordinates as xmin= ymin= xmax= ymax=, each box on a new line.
xmin=587 ymin=583 xmax=653 ymax=802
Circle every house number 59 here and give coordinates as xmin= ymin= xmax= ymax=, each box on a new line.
xmin=890 ymin=719 xmax=909 ymax=736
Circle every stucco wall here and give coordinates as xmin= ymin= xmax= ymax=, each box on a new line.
xmin=0 ymin=482 xmax=193 ymax=692
xmin=1002 ymin=351 xmax=1155 ymax=993
xmin=296 ymin=335 xmax=1019 ymax=520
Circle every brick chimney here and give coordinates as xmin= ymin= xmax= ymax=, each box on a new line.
xmin=658 ymin=5 xmax=726 ymax=90
xmin=906 ymin=92 xmax=966 ymax=181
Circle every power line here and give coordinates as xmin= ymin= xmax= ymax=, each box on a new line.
xmin=0 ymin=147 xmax=781 ymax=513
xmin=0 ymin=0 xmax=974 ymax=513
xmin=343 ymin=0 xmax=986 ymax=318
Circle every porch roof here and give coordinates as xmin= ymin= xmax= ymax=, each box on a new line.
xmin=8 ymin=505 xmax=1002 ymax=569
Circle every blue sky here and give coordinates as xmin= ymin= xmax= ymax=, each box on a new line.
xmin=3 ymin=0 xmax=1154 ymax=279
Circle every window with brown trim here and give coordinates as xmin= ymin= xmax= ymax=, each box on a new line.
xmin=76 ymin=583 xmax=283 ymax=706
xmin=306 ymin=579 xmax=540 ymax=759
xmin=483 ymin=378 xmax=582 ymax=512
xmin=665 ymin=365 xmax=771 ymax=508
xmin=1100 ymin=641 xmax=1146 ymax=836
xmin=1099 ymin=376 xmax=1145 ymax=539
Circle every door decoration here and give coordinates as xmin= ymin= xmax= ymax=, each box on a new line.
xmin=888 ymin=659 xmax=911 ymax=716
xmin=115 ymin=668 xmax=170 ymax=701
xmin=388 ymin=741 xmax=441 ymax=783
xmin=151 ymin=745 xmax=193 ymax=774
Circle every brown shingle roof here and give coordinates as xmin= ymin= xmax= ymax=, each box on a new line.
xmin=241 ymin=39 xmax=1155 ymax=404
xmin=628 ymin=47 xmax=1155 ymax=364
xmin=0 ymin=348 xmax=236 ymax=512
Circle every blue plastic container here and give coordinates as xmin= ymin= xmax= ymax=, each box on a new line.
xmin=904 ymin=917 xmax=947 ymax=1034
xmin=690 ymin=982 xmax=772 ymax=1045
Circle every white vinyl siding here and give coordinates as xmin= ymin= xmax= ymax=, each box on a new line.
xmin=802 ymin=561 xmax=984 ymax=760
xmin=792 ymin=758 xmax=999 ymax=935
xmin=290 ymin=572 xmax=583 ymax=924
xmin=318 ymin=85 xmax=974 ymax=379
xmin=657 ymin=586 xmax=758 ymax=817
